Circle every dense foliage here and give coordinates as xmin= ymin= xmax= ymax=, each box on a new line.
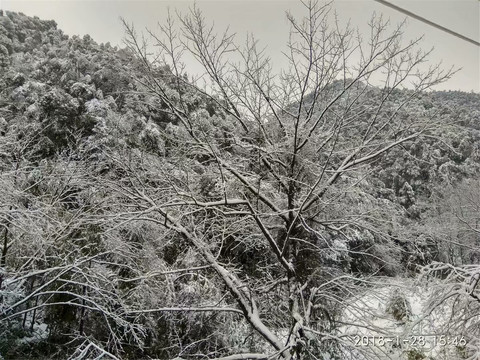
xmin=0 ymin=5 xmax=479 ymax=360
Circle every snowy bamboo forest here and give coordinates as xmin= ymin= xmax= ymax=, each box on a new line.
xmin=0 ymin=2 xmax=479 ymax=359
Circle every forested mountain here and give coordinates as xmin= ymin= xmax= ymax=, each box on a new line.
xmin=0 ymin=6 xmax=479 ymax=360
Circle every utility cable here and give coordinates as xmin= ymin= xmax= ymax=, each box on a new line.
xmin=373 ymin=0 xmax=480 ymax=47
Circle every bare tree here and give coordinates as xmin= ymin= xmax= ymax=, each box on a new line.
xmin=113 ymin=1 xmax=455 ymax=359
xmin=0 ymin=134 xmax=147 ymax=357
xmin=418 ymin=179 xmax=480 ymax=360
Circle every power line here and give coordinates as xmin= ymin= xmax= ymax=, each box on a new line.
xmin=373 ymin=0 xmax=480 ymax=47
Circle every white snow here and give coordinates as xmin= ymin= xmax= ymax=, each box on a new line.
xmin=338 ymin=277 xmax=472 ymax=360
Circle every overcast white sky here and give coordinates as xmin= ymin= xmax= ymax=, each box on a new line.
xmin=2 ymin=0 xmax=479 ymax=92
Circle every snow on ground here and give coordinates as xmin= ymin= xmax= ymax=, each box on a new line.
xmin=338 ymin=277 xmax=470 ymax=360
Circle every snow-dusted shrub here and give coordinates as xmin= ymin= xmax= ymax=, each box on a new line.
xmin=386 ymin=288 xmax=412 ymax=322
xmin=69 ymin=81 xmax=95 ymax=100
xmin=0 ymin=44 xmax=9 ymax=68
xmin=84 ymin=98 xmax=109 ymax=118
xmin=139 ymin=122 xmax=165 ymax=154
